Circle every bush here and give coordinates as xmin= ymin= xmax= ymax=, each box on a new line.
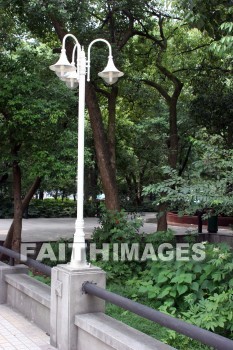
xmin=127 ymin=242 xmax=233 ymax=339
xmin=92 ymin=209 xmax=233 ymax=343
xmin=0 ymin=197 xmax=13 ymax=218
xmin=40 ymin=238 xmax=73 ymax=267
xmin=26 ymin=199 xmax=96 ymax=218
xmin=91 ymin=209 xmax=145 ymax=280
xmin=27 ymin=199 xmax=76 ymax=218
xmin=0 ymin=198 xmax=98 ymax=218
xmin=91 ymin=208 xmax=175 ymax=281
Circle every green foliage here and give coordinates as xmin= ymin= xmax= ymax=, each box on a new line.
xmin=92 ymin=208 xmax=143 ymax=245
xmin=28 ymin=199 xmax=77 ymax=218
xmin=126 ymin=242 xmax=233 ymax=339
xmin=91 ymin=209 xmax=144 ymax=280
xmin=183 ymin=290 xmax=233 ymax=334
xmin=0 ymin=197 xmax=13 ymax=218
xmin=0 ymin=197 xmax=97 ymax=219
xmin=144 ymin=132 xmax=233 ymax=216
xmin=40 ymin=238 xmax=73 ymax=267
xmin=25 ymin=199 xmax=96 ymax=218
xmin=33 ymin=206 xmax=233 ymax=347
xmin=29 ymin=271 xmax=51 ymax=286
xmin=106 ymin=295 xmax=211 ymax=350
xmin=190 ymin=73 xmax=233 ymax=145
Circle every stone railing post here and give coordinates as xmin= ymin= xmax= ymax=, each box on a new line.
xmin=50 ymin=264 xmax=106 ymax=350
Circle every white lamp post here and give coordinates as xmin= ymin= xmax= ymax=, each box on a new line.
xmin=49 ymin=34 xmax=123 ymax=268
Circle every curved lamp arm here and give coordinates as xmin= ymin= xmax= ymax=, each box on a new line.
xmin=49 ymin=33 xmax=82 ymax=77
xmin=87 ymin=39 xmax=112 ymax=82
xmin=62 ymin=33 xmax=82 ymax=52
xmin=63 ymin=35 xmax=82 ymax=76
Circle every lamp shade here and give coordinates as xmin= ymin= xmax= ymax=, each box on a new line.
xmin=49 ymin=49 xmax=76 ymax=78
xmin=98 ymin=56 xmax=124 ymax=85
xmin=66 ymin=80 xmax=79 ymax=89
xmin=62 ymin=70 xmax=79 ymax=89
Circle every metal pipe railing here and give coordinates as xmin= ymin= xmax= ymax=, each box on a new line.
xmin=0 ymin=245 xmax=51 ymax=276
xmin=83 ymin=281 xmax=233 ymax=350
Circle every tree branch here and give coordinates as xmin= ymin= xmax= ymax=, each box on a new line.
xmin=117 ymin=10 xmax=135 ymax=49
xmin=144 ymin=2 xmax=182 ymax=21
xmin=133 ymin=29 xmax=164 ymax=48
xmin=142 ymin=79 xmax=171 ymax=103
xmin=92 ymin=82 xmax=110 ymax=98
xmin=179 ymin=43 xmax=212 ymax=55
xmin=158 ymin=15 xmax=166 ymax=44
xmin=156 ymin=59 xmax=183 ymax=91
xmin=178 ymin=144 xmax=192 ymax=176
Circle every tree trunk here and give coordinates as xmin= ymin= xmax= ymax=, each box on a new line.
xmin=1 ymin=176 xmax=41 ymax=253
xmin=108 ymin=86 xmax=118 ymax=176
xmin=11 ymin=161 xmax=23 ymax=254
xmin=168 ymin=100 xmax=179 ymax=169
xmin=157 ymin=203 xmax=167 ymax=231
xmin=39 ymin=190 xmax=44 ymax=200
xmin=156 ymin=101 xmax=179 ymax=232
xmin=86 ymin=83 xmax=120 ymax=210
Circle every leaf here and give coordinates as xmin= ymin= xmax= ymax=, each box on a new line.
xmin=191 ymin=282 xmax=199 ymax=292
xmin=170 ymin=289 xmax=177 ymax=298
xmin=228 ymin=279 xmax=233 ymax=288
xmin=157 ymin=272 xmax=168 ymax=284
xmin=193 ymin=264 xmax=202 ymax=273
xmin=183 ymin=274 xmax=193 ymax=284
xmin=177 ymin=285 xmax=188 ymax=296
xmin=159 ymin=287 xmax=171 ymax=299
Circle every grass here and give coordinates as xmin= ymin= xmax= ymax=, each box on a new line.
xmin=29 ymin=270 xmax=51 ymax=285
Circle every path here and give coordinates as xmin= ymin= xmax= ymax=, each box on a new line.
xmin=0 ymin=305 xmax=55 ymax=350
xmin=0 ymin=213 xmax=232 ymax=242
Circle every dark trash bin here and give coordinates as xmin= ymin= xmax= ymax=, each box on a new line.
xmin=208 ymin=215 xmax=218 ymax=233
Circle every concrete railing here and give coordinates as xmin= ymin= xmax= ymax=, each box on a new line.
xmin=0 ymin=262 xmax=50 ymax=332
xmin=75 ymin=312 xmax=174 ymax=350
xmin=5 ymin=273 xmax=50 ymax=332
xmin=0 ymin=261 xmax=174 ymax=350
xmin=2 ymin=259 xmax=233 ymax=350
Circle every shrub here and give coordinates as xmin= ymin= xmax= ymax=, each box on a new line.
xmin=28 ymin=199 xmax=77 ymax=218
xmin=91 ymin=208 xmax=176 ymax=281
xmin=39 ymin=238 xmax=73 ymax=267
xmin=91 ymin=209 xmax=145 ymax=280
xmin=127 ymin=242 xmax=233 ymax=338
xmin=0 ymin=197 xmax=13 ymax=218
xmin=26 ymin=198 xmax=96 ymax=218
xmin=92 ymin=210 xmax=233 ymax=340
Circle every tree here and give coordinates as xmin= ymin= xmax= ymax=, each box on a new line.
xmin=179 ymin=0 xmax=233 ymax=54
xmin=4 ymin=0 xmax=137 ymax=210
xmin=189 ymin=69 xmax=233 ymax=147
xmin=127 ymin=0 xmax=231 ymax=230
xmin=144 ymin=131 xmax=233 ymax=218
xmin=115 ymin=77 xmax=167 ymax=206
xmin=0 ymin=41 xmax=77 ymax=251
xmin=1 ymin=0 xmax=231 ymax=236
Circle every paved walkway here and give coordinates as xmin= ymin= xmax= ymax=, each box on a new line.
xmin=0 ymin=213 xmax=232 ymax=242
xmin=0 ymin=305 xmax=55 ymax=350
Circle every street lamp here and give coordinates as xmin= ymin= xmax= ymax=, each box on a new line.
xmin=49 ymin=34 xmax=123 ymax=268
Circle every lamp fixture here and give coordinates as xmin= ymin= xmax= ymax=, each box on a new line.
xmin=49 ymin=34 xmax=123 ymax=268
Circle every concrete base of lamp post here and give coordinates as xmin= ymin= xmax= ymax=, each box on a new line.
xmin=50 ymin=264 xmax=106 ymax=350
